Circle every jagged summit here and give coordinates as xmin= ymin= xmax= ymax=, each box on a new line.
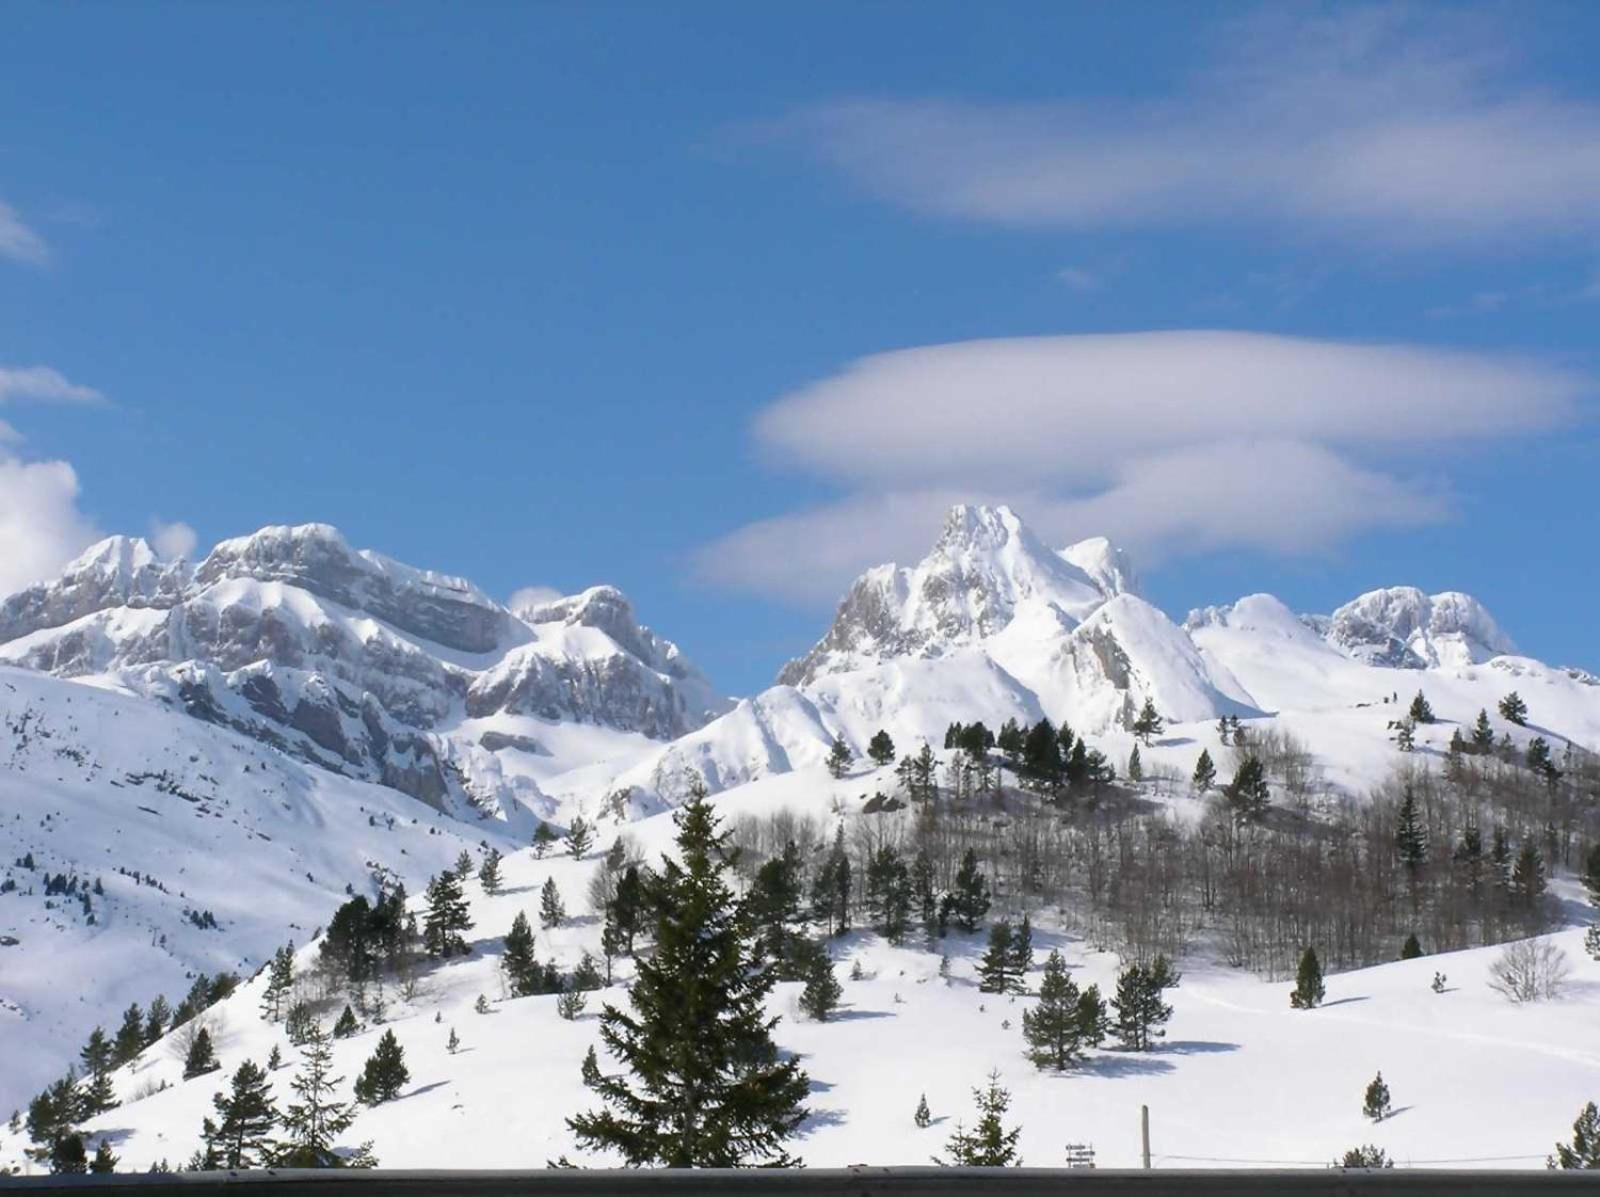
xmin=1323 ymin=586 xmax=1514 ymax=669
xmin=0 ymin=521 xmax=724 ymax=813
xmin=777 ymin=504 xmax=1122 ymax=687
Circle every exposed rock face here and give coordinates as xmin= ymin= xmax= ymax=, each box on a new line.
xmin=1322 ymin=587 xmax=1514 ymax=669
xmin=0 ymin=524 xmax=722 ymax=812
xmin=195 ymin=524 xmax=510 ymax=654
xmin=777 ymin=504 xmax=1114 ymax=686
xmin=0 ymin=537 xmax=190 ymax=645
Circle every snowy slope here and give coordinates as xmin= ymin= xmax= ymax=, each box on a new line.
xmin=6 ymin=770 xmax=1597 ymax=1174
xmin=0 ymin=666 xmax=523 ymax=1116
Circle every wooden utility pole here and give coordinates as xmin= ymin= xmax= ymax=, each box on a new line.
xmin=1141 ymin=1104 xmax=1151 ymax=1169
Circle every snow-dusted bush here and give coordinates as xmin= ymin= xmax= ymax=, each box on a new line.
xmin=1488 ymin=937 xmax=1571 ymax=1003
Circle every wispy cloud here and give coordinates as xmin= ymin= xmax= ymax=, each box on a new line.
xmin=774 ymin=8 xmax=1600 ymax=250
xmin=0 ymin=447 xmax=101 ymax=595
xmin=0 ymin=198 xmax=49 ymax=266
xmin=149 ymin=518 xmax=198 ymax=561
xmin=695 ymin=331 xmax=1591 ymax=603
xmin=0 ymin=365 xmax=104 ymax=406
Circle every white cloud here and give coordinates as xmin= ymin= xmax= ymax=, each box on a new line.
xmin=1056 ymin=266 xmax=1099 ymax=292
xmin=696 ymin=331 xmax=1590 ymax=603
xmin=0 ymin=448 xmax=101 ymax=596
xmin=0 ymin=365 xmax=104 ymax=406
xmin=508 ymin=585 xmax=564 ymax=613
xmin=0 ymin=199 xmax=48 ymax=266
xmin=778 ymin=10 xmax=1600 ymax=248
xmin=149 ymin=518 xmax=198 ymax=561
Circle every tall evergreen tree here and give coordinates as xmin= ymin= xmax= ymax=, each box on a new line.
xmin=1192 ymin=749 xmax=1217 ymax=793
xmin=532 ymin=821 xmax=557 ymax=858
xmin=566 ymin=817 xmax=595 ymax=860
xmin=183 ymin=1027 xmax=220 ymax=1079
xmin=78 ymin=1028 xmax=116 ymax=1116
xmin=89 ymin=1139 xmax=118 ymax=1174
xmin=939 ymin=1072 xmax=1021 ymax=1167
xmin=260 ymin=944 xmax=295 ymax=1023
xmin=1471 ymin=708 xmax=1496 ymax=753
xmin=1395 ymin=785 xmax=1427 ymax=875
xmin=810 ymin=826 xmax=851 ymax=937
xmin=422 ymin=870 xmax=473 ymax=958
xmin=1511 ymin=842 xmax=1547 ymax=907
xmin=749 ymin=841 xmax=808 ymax=977
xmin=1227 ymin=756 xmax=1271 ymax=823
xmin=1290 ymin=946 xmax=1325 ymax=1009
xmin=502 ymin=910 xmax=553 ymax=997
xmin=1581 ymin=843 xmax=1600 ymax=910
xmin=477 ymin=848 xmax=504 ymax=895
xmin=1010 ymin=914 xmax=1033 ymax=980
xmin=1127 ymin=745 xmax=1143 ymax=783
xmin=112 ymin=1003 xmax=145 ymax=1066
xmin=865 ymin=845 xmax=912 ymax=944
xmin=540 ymin=877 xmax=567 ymax=929
xmin=332 ymin=1005 xmax=359 ymax=1039
xmin=278 ymin=1023 xmax=356 ymax=1168
xmin=1408 ymin=691 xmax=1434 ymax=724
xmin=353 ymin=1029 xmax=409 ymax=1106
xmin=1112 ymin=961 xmax=1174 ymax=1051
xmin=798 ymin=951 xmax=842 ymax=1022
xmin=1363 ymin=1072 xmax=1392 ymax=1122
xmin=1550 ymin=1102 xmax=1600 ymax=1169
xmin=1499 ymin=691 xmax=1528 ymax=726
xmin=947 ymin=849 xmax=991 ymax=933
xmin=977 ymin=921 xmax=1018 ymax=994
xmin=568 ymin=789 xmax=809 ymax=1167
xmin=867 ymin=729 xmax=896 ymax=767
xmin=1131 ymin=697 xmax=1164 ymax=745
xmin=826 ymin=737 xmax=853 ymax=779
xmin=205 ymin=1060 xmax=278 ymax=1169
xmin=1021 ymin=950 xmax=1104 ymax=1071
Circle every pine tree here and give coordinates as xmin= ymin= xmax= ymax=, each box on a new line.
xmin=1192 ymin=749 xmax=1216 ymax=793
xmin=205 ymin=1059 xmax=278 ymax=1169
xmin=977 ymin=921 xmax=1017 ymax=994
xmin=78 ymin=1028 xmax=116 ymax=1116
xmin=558 ymin=984 xmax=587 ymax=1021
xmin=566 ymin=817 xmax=595 ymax=859
xmin=1127 ymin=745 xmax=1143 ymax=782
xmin=811 ymin=826 xmax=851 ymax=937
xmin=260 ymin=944 xmax=294 ymax=1023
xmin=353 ymin=1029 xmax=409 ymax=1106
xmin=567 ymin=788 xmax=809 ymax=1167
xmin=446 ymin=1028 xmax=460 ymax=1055
xmin=914 ymin=1094 xmax=931 ymax=1129
xmin=89 ymin=1138 xmax=118 ymax=1174
xmin=268 ymin=1046 xmax=283 ymax=1071
xmin=867 ymin=729 xmax=896 ymax=767
xmin=1526 ymin=737 xmax=1561 ymax=788
xmin=502 ymin=910 xmax=547 ymax=997
xmin=948 ymin=849 xmax=991 ymax=933
xmin=423 ymin=870 xmax=473 ymax=958
xmin=477 ymin=849 xmax=503 ymax=896
xmin=799 ymin=951 xmax=842 ymax=1022
xmin=1471 ymin=708 xmax=1496 ymax=753
xmin=1131 ymin=697 xmax=1164 ymax=745
xmin=1395 ymin=785 xmax=1427 ymax=875
xmin=183 ymin=1027 xmax=220 ymax=1079
xmin=278 ymin=1023 xmax=355 ymax=1168
xmin=1550 ymin=1101 xmax=1600 ymax=1169
xmin=1400 ymin=934 xmax=1423 ymax=960
xmin=1394 ymin=718 xmax=1415 ymax=752
xmin=1408 ymin=691 xmax=1434 ymax=724
xmin=1363 ymin=1072 xmax=1391 ymax=1122
xmin=1021 ymin=950 xmax=1104 ymax=1070
xmin=540 ymin=877 xmax=567 ymax=929
xmin=113 ymin=1003 xmax=145 ymax=1065
xmin=453 ymin=849 xmax=475 ymax=879
xmin=50 ymin=1133 xmax=88 ymax=1174
xmin=1227 ymin=756 xmax=1271 ymax=823
xmin=331 ymin=1004 xmax=358 ymax=1038
xmin=1010 ymin=914 xmax=1033 ymax=981
xmin=826 ymin=737 xmax=852 ymax=779
xmin=938 ymin=1072 xmax=1021 ymax=1167
xmin=1290 ymin=947 xmax=1325 ymax=1009
xmin=1112 ymin=962 xmax=1173 ymax=1051
xmin=749 ymin=842 xmax=808 ymax=978
xmin=1511 ymin=842 xmax=1547 ymax=907
xmin=1339 ymin=1145 xmax=1392 ymax=1169
xmin=532 ymin=821 xmax=557 ymax=859
xmin=1499 ymin=691 xmax=1528 ymax=726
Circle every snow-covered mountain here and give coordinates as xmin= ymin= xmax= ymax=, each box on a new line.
xmin=0 ymin=525 xmax=725 ymax=820
xmin=6 ymin=501 xmax=1600 ymax=1131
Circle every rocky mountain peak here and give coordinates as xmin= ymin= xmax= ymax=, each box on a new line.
xmin=1323 ymin=586 xmax=1514 ymax=669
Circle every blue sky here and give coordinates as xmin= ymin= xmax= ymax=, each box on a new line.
xmin=1 ymin=1 xmax=1597 ymax=694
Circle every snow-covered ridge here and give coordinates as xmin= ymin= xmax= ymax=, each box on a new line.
xmin=0 ymin=523 xmax=726 ymax=813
